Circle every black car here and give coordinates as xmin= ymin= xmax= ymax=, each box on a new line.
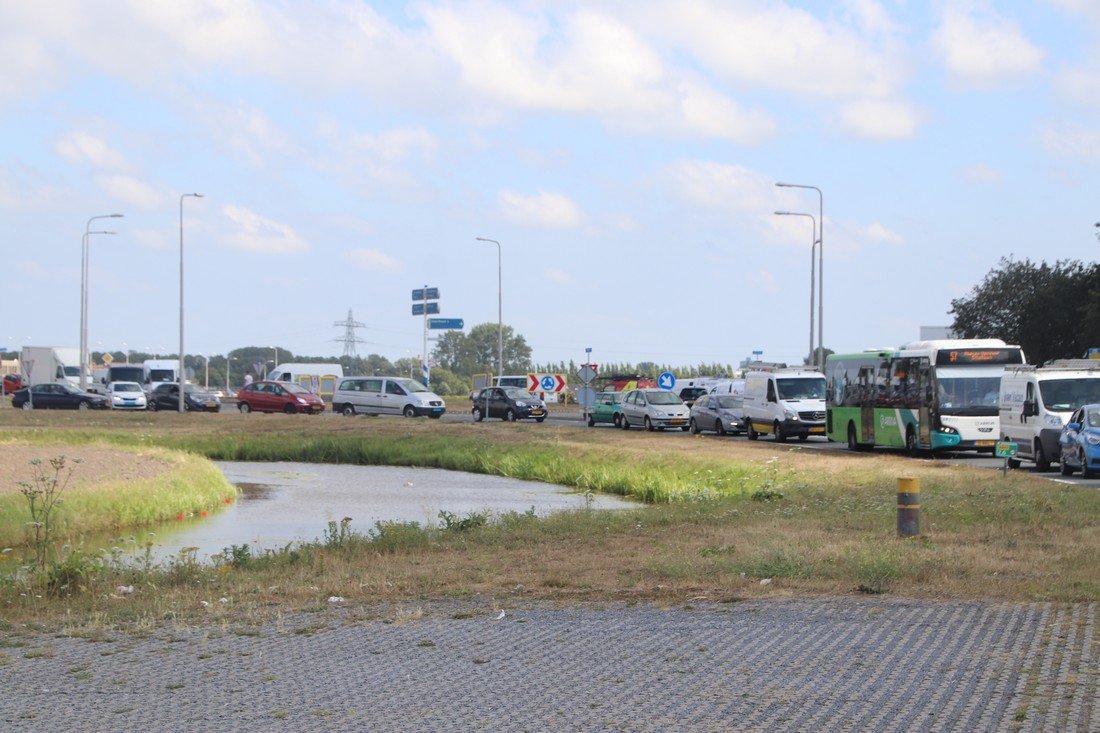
xmin=11 ymin=383 xmax=109 ymax=410
xmin=147 ymin=383 xmax=221 ymax=412
xmin=471 ymin=386 xmax=547 ymax=422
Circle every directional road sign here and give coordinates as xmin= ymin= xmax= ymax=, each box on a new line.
xmin=526 ymin=373 xmax=566 ymax=393
xmin=657 ymin=371 xmax=676 ymax=390
xmin=995 ymin=441 xmax=1019 ymax=458
xmin=577 ymin=364 xmax=598 ymax=384
xmin=577 ymin=387 xmax=597 ymax=408
xmin=411 ymin=287 xmax=440 ymax=301
xmin=428 ymin=318 xmax=464 ymax=330
xmin=412 ymin=302 xmax=440 ymax=316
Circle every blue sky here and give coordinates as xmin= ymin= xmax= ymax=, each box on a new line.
xmin=3 ymin=0 xmax=1098 ymax=368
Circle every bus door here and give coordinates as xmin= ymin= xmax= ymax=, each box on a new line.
xmin=917 ymin=361 xmax=932 ymax=447
xmin=859 ymin=365 xmax=875 ymax=443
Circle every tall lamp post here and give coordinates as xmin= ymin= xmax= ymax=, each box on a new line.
xmin=179 ymin=193 xmax=203 ymax=412
xmin=81 ymin=213 xmax=123 ymax=389
xmin=774 ymin=211 xmax=818 ymax=366
xmin=225 ymin=355 xmax=235 ymax=395
xmin=475 ymin=237 xmax=503 ymax=380
xmin=776 ymin=182 xmax=823 ymax=368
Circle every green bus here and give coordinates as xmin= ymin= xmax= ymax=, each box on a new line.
xmin=826 ymin=339 xmax=1025 ymax=453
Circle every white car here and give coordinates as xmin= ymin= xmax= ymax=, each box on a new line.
xmin=107 ymin=381 xmax=148 ymax=410
xmin=619 ymin=389 xmax=690 ymax=431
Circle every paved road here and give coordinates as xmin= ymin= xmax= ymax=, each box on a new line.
xmin=2 ymin=598 xmax=1094 ymax=732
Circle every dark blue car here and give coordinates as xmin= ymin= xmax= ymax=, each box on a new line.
xmin=11 ymin=383 xmax=109 ymax=411
xmin=1059 ymin=403 xmax=1100 ymax=479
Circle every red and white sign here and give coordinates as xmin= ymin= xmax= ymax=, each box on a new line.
xmin=527 ymin=373 xmax=567 ymax=393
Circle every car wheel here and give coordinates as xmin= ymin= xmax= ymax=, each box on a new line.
xmin=78 ymin=401 xmax=90 ymax=411
xmin=283 ymin=404 xmax=296 ymax=415
xmin=798 ymin=434 xmax=808 ymax=442
xmin=504 ymin=408 xmax=516 ymax=422
xmin=21 ymin=401 xmax=32 ymax=411
xmin=1081 ymin=450 xmax=1094 ymax=479
xmin=1035 ymin=441 xmax=1051 ymax=472
xmin=403 ymin=405 xmax=418 ymax=419
xmin=341 ymin=404 xmax=356 ymax=417
xmin=613 ymin=414 xmax=621 ymax=428
xmin=774 ymin=421 xmax=787 ymax=443
xmin=620 ymin=414 xmax=630 ymax=430
xmin=535 ymin=416 xmax=545 ymax=423
xmin=1006 ymin=455 xmax=1021 ymax=469
xmin=588 ymin=415 xmax=596 ymax=427
xmin=1060 ymin=451 xmax=1074 ymax=475
xmin=147 ymin=400 xmax=158 ymax=412
xmin=644 ymin=416 xmax=655 ymax=432
xmin=680 ymin=425 xmax=690 ymax=432
xmin=238 ymin=402 xmax=251 ymax=414
xmin=472 ymin=407 xmax=483 ymax=422
xmin=716 ymin=419 xmax=726 ymax=436
xmin=689 ymin=418 xmax=700 ymax=435
xmin=746 ymin=420 xmax=758 ymax=441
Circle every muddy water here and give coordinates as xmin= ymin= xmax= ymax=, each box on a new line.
xmin=100 ymin=461 xmax=636 ymax=565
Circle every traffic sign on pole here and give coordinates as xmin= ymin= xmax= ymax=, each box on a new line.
xmin=578 ymin=364 xmax=597 ymax=383
xmin=411 ymin=287 xmax=440 ymax=301
xmin=657 ymin=371 xmax=676 ymax=390
xmin=527 ymin=373 xmax=566 ymax=392
xmin=427 ymin=318 xmax=464 ymax=330
xmin=412 ymin=302 xmax=440 ymax=316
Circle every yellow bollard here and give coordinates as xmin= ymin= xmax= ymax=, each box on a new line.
xmin=897 ymin=477 xmax=920 ymax=538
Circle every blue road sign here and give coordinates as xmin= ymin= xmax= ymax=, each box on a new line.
xmin=657 ymin=371 xmax=676 ymax=390
xmin=412 ymin=302 xmax=440 ymax=316
xmin=412 ymin=287 xmax=440 ymax=301
xmin=428 ymin=318 xmax=464 ymax=330
xmin=540 ymin=375 xmax=557 ymax=392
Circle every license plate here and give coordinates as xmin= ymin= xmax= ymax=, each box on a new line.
xmin=531 ymin=410 xmax=545 ymax=416
xmin=670 ymin=419 xmax=685 ymax=425
xmin=810 ymin=426 xmax=825 ymax=433
xmin=206 ymin=402 xmax=216 ymax=408
xmin=975 ymin=440 xmax=995 ymax=447
xmin=432 ymin=407 xmax=442 ymax=413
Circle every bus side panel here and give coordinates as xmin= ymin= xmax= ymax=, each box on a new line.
xmin=827 ymin=406 xmax=859 ymax=442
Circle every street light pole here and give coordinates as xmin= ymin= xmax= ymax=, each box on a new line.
xmin=81 ymin=213 xmax=123 ymax=389
xmin=774 ymin=211 xmax=817 ymax=366
xmin=776 ymin=182 xmax=823 ymax=368
xmin=179 ymin=193 xmax=203 ymax=412
xmin=475 ymin=237 xmax=503 ymax=381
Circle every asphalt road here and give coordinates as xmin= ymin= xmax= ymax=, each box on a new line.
xmin=1 ymin=598 xmax=1094 ymax=732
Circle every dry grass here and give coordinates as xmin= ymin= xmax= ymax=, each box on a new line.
xmin=0 ymin=408 xmax=1096 ymax=629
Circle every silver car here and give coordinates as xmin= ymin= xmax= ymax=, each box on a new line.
xmin=619 ymin=389 xmax=690 ymax=431
xmin=689 ymin=394 xmax=744 ymax=435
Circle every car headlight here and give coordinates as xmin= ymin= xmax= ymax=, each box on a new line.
xmin=296 ymin=398 xmax=307 ymax=404
xmin=785 ymin=410 xmax=799 ymax=420
xmin=515 ymin=401 xmax=527 ymax=407
xmin=1087 ymin=434 xmax=1100 ymax=446
xmin=1043 ymin=414 xmax=1064 ymax=428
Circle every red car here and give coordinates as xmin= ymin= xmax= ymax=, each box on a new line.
xmin=2 ymin=374 xmax=25 ymax=394
xmin=235 ymin=380 xmax=325 ymax=414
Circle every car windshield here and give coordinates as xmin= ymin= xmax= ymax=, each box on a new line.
xmin=112 ymin=382 xmax=142 ymax=392
xmin=1039 ymin=378 xmax=1100 ymax=411
xmin=717 ymin=395 xmax=743 ymax=409
xmin=646 ymin=391 xmax=682 ymax=405
xmin=503 ymin=387 xmax=532 ymax=400
xmin=283 ymin=383 xmax=311 ymax=395
xmin=776 ymin=378 xmax=825 ymax=401
xmin=936 ymin=375 xmax=1001 ymax=416
xmin=396 ymin=378 xmax=428 ymax=393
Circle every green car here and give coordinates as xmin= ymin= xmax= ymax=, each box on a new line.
xmin=587 ymin=391 xmax=623 ymax=427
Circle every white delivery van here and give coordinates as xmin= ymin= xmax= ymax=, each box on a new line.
xmin=144 ymin=359 xmax=179 ymax=385
xmin=267 ymin=363 xmax=344 ymax=399
xmin=999 ymin=359 xmax=1100 ymax=471
xmin=332 ymin=376 xmax=446 ymax=418
xmin=742 ymin=367 xmax=827 ymax=442
xmin=19 ymin=347 xmax=85 ymax=388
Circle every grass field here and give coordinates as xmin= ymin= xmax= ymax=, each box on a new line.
xmin=0 ymin=408 xmax=1095 ymax=628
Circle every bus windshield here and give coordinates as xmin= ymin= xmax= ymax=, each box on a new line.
xmin=1038 ymin=378 xmax=1100 ymax=411
xmin=777 ymin=378 xmax=825 ymax=401
xmin=936 ymin=375 xmax=1001 ymax=415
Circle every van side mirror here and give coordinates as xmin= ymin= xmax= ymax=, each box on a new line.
xmin=1022 ymin=400 xmax=1038 ymax=417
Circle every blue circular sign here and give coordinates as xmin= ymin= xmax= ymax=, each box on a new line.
xmin=540 ymin=375 xmax=556 ymax=391
xmin=657 ymin=371 xmax=676 ymax=390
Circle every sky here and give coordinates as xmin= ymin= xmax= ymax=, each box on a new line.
xmin=2 ymin=0 xmax=1099 ymax=369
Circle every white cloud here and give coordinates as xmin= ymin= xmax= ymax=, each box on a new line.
xmin=1040 ymin=121 xmax=1100 ymax=159
xmin=963 ymin=163 xmax=1002 ymax=184
xmin=499 ymin=191 xmax=583 ymax=230
xmin=95 ymin=175 xmax=163 ymax=210
xmin=341 ymin=248 xmax=404 ymax=273
xmin=189 ymin=98 xmax=293 ymax=166
xmin=221 ymin=205 xmax=309 ymax=254
xmin=862 ymin=222 xmax=904 ymax=246
xmin=665 ymin=160 xmax=774 ymax=212
xmin=836 ymin=99 xmax=923 ymax=140
xmin=544 ymin=267 xmax=577 ymax=287
xmin=933 ymin=8 xmax=1044 ymax=88
xmin=55 ymin=131 xmax=128 ymax=169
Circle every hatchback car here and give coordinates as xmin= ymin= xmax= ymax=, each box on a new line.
xmin=147 ymin=383 xmax=222 ymax=412
xmin=587 ymin=391 xmax=623 ymax=427
xmin=2 ymin=374 xmax=25 ymax=394
xmin=689 ymin=393 xmax=745 ymax=435
xmin=471 ymin=386 xmax=547 ymax=422
xmin=236 ymin=380 xmax=325 ymax=414
xmin=1059 ymin=404 xmax=1100 ymax=479
xmin=620 ymin=389 xmax=690 ymax=431
xmin=11 ymin=383 xmax=109 ymax=410
xmin=107 ymin=381 xmax=148 ymax=410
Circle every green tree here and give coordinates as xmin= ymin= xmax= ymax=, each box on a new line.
xmin=949 ymin=257 xmax=1100 ymax=365
xmin=432 ymin=323 xmax=532 ymax=377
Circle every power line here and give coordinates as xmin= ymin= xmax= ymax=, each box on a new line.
xmin=333 ymin=309 xmax=368 ymax=357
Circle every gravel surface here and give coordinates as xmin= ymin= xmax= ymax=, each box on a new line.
xmin=1 ymin=597 xmax=1094 ymax=732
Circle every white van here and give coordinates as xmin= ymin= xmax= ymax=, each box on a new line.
xmin=267 ymin=363 xmax=344 ymax=399
xmin=708 ymin=379 xmax=745 ymax=397
xmin=999 ymin=360 xmax=1100 ymax=471
xmin=742 ymin=367 xmax=826 ymax=442
xmin=332 ymin=376 xmax=446 ymax=418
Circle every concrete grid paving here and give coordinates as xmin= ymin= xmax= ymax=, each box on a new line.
xmin=0 ymin=597 xmax=1095 ymax=732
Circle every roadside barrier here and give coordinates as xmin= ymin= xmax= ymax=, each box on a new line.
xmin=897 ymin=477 xmax=920 ymax=537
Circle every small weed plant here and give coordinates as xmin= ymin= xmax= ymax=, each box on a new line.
xmin=438 ymin=510 xmax=489 ymax=532
xmin=19 ymin=456 xmax=81 ymax=572
xmin=323 ymin=517 xmax=355 ymax=549
xmin=750 ymin=458 xmax=784 ymax=502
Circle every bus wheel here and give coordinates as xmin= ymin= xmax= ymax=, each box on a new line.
xmin=1034 ymin=441 xmax=1051 ymax=472
xmin=905 ymin=427 xmax=919 ymax=456
xmin=847 ymin=424 xmax=859 ymax=451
